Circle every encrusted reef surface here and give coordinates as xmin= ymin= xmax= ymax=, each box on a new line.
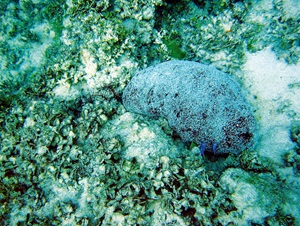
xmin=1 ymin=0 xmax=300 ymax=225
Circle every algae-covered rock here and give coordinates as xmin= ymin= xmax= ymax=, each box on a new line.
xmin=291 ymin=121 xmax=300 ymax=148
xmin=122 ymin=60 xmax=257 ymax=154
xmin=219 ymin=168 xmax=300 ymax=225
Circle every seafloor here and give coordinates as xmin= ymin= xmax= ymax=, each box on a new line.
xmin=0 ymin=0 xmax=300 ymax=225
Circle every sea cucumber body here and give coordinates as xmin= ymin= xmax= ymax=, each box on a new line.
xmin=122 ymin=60 xmax=256 ymax=154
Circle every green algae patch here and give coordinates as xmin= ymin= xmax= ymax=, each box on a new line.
xmin=163 ymin=38 xmax=186 ymax=59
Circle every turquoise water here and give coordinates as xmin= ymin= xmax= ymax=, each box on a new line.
xmin=1 ymin=1 xmax=300 ymax=225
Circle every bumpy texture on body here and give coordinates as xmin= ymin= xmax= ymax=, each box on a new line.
xmin=122 ymin=60 xmax=256 ymax=154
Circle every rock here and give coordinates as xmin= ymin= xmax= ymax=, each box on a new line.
xmin=122 ymin=60 xmax=257 ymax=154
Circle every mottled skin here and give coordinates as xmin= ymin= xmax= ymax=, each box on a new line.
xmin=123 ymin=60 xmax=257 ymax=154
